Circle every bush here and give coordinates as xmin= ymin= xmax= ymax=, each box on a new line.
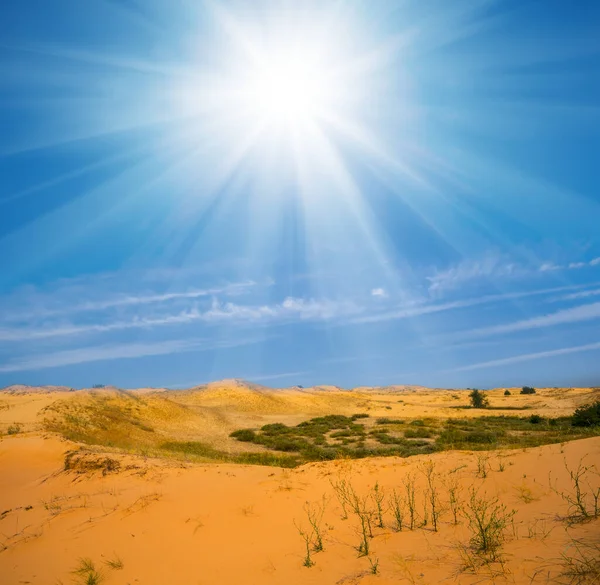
xmin=7 ymin=424 xmax=21 ymax=435
xmin=469 ymin=389 xmax=490 ymax=409
xmin=230 ymin=429 xmax=256 ymax=442
xmin=572 ymin=401 xmax=600 ymax=427
xmin=504 ymin=390 xmax=511 ymax=396
xmin=351 ymin=413 xmax=369 ymax=420
xmin=529 ymin=414 xmax=543 ymax=424
xmin=521 ymin=386 xmax=536 ymax=395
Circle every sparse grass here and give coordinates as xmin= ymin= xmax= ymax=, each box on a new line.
xmin=7 ymin=423 xmax=21 ymax=435
xmin=103 ymin=555 xmax=123 ymax=570
xmin=368 ymin=556 xmax=380 ymax=575
xmin=71 ymin=558 xmax=104 ymax=585
xmin=559 ymin=539 xmax=600 ymax=584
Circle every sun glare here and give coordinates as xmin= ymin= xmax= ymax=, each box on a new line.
xmin=242 ymin=53 xmax=333 ymax=126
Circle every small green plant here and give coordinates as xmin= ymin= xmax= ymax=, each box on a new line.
xmin=403 ymin=473 xmax=417 ymax=530
xmin=550 ymin=458 xmax=600 ymax=522
xmin=462 ymin=488 xmax=516 ymax=560
xmin=330 ymin=476 xmax=352 ymax=520
xmin=103 ymin=556 xmax=123 ymax=570
xmin=446 ymin=478 xmax=462 ymax=525
xmin=7 ymin=423 xmax=21 ymax=435
xmin=422 ymin=461 xmax=441 ymax=531
xmin=559 ymin=538 xmax=600 ymax=584
xmin=304 ymin=497 xmax=327 ymax=552
xmin=476 ymin=454 xmax=489 ymax=478
xmin=368 ymin=556 xmax=380 ymax=575
xmin=521 ymin=386 xmax=536 ymax=395
xmin=469 ymin=389 xmax=490 ymax=409
xmin=71 ymin=558 xmax=104 ymax=585
xmin=371 ymin=482 xmax=385 ymax=528
xmin=529 ymin=414 xmax=543 ymax=424
xmin=504 ymin=390 xmax=511 ymax=396
xmin=389 ymin=488 xmax=404 ymax=531
xmin=295 ymin=521 xmax=315 ymax=568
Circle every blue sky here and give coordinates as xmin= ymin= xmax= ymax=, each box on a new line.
xmin=1 ymin=0 xmax=599 ymax=389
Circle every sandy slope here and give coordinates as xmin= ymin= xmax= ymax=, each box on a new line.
xmin=0 ymin=383 xmax=599 ymax=584
xmin=0 ymin=432 xmax=599 ymax=585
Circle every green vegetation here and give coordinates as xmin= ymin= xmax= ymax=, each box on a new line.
xmin=42 ymin=390 xmax=600 ymax=469
xmin=229 ymin=413 xmax=600 ymax=465
xmin=521 ymin=386 xmax=536 ymax=395
xmin=572 ymin=400 xmax=600 ymax=427
xmin=71 ymin=558 xmax=104 ymax=585
xmin=160 ymin=441 xmax=300 ymax=467
xmin=7 ymin=423 xmax=21 ymax=435
xmin=469 ymin=389 xmax=490 ymax=409
xmin=463 ymin=488 xmax=515 ymax=560
xmin=504 ymin=390 xmax=511 ymax=396
xmin=229 ymin=414 xmax=437 ymax=462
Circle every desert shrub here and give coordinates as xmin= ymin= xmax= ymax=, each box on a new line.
xmin=521 ymin=386 xmax=536 ymax=395
xmin=529 ymin=414 xmax=543 ymax=424
xmin=504 ymin=390 xmax=511 ymax=396
xmin=469 ymin=389 xmax=490 ymax=409
xmin=376 ymin=417 xmax=394 ymax=425
xmin=261 ymin=423 xmax=290 ymax=434
xmin=7 ymin=424 xmax=21 ymax=435
xmin=463 ymin=488 xmax=515 ymax=558
xmin=230 ymin=429 xmax=256 ymax=442
xmin=331 ymin=430 xmax=353 ymax=438
xmin=466 ymin=431 xmax=498 ymax=444
xmin=410 ymin=419 xmax=425 ymax=426
xmin=351 ymin=413 xmax=369 ymax=420
xmin=572 ymin=401 xmax=600 ymax=427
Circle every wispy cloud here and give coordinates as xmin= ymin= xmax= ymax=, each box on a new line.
xmin=0 ymin=280 xmax=256 ymax=322
xmin=427 ymin=253 xmax=520 ymax=294
xmin=452 ymin=341 xmax=600 ymax=372
xmin=0 ymin=297 xmax=363 ymax=341
xmin=466 ymin=302 xmax=600 ymax=337
xmin=552 ymin=288 xmax=600 ymax=302
xmin=428 ymin=252 xmax=600 ymax=295
xmin=0 ymin=337 xmax=263 ymax=373
xmin=348 ymin=284 xmax=588 ymax=326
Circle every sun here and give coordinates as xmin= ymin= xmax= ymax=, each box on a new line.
xmin=242 ymin=53 xmax=333 ymax=126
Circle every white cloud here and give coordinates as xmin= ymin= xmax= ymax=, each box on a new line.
xmin=371 ymin=288 xmax=388 ymax=298
xmin=591 ymin=257 xmax=600 ymax=266
xmin=466 ymin=302 xmax=600 ymax=337
xmin=568 ymin=262 xmax=586 ymax=269
xmin=452 ymin=341 xmax=600 ymax=372
xmin=0 ymin=297 xmax=363 ymax=341
xmin=427 ymin=254 xmax=519 ymax=294
xmin=349 ymin=284 xmax=587 ymax=326
xmin=539 ymin=262 xmax=562 ymax=272
xmin=0 ymin=337 xmax=263 ymax=373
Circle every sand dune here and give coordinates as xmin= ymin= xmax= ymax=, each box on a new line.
xmin=0 ymin=383 xmax=599 ymax=584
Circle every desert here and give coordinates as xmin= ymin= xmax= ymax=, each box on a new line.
xmin=1 ymin=382 xmax=599 ymax=585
